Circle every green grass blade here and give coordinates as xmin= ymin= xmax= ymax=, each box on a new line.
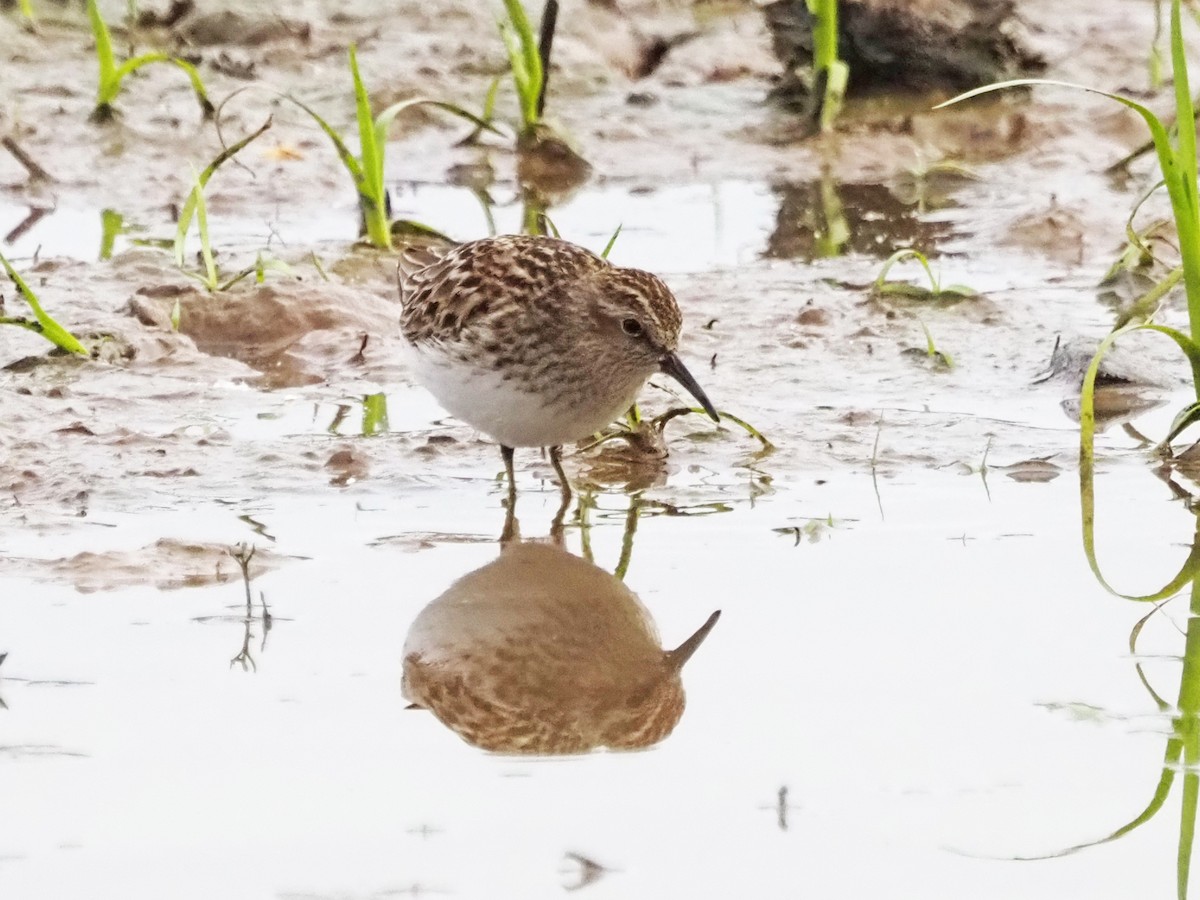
xmin=1182 ymin=762 xmax=1199 ymax=900
xmin=166 ymin=56 xmax=215 ymax=118
xmin=188 ymin=167 xmax=218 ymax=289
xmin=87 ymin=0 xmax=117 ymax=101
xmin=0 ymin=253 xmax=89 ymax=355
xmin=600 ymin=224 xmax=622 ymax=259
xmin=99 ymin=209 xmax=123 ymax=261
xmin=390 ymin=219 xmax=455 ymax=243
xmin=499 ymin=22 xmax=534 ymax=123
xmin=362 ymin=392 xmax=389 ymax=435
xmin=374 ymin=98 xmax=500 ymax=147
xmin=649 ymin=406 xmax=775 ymax=451
xmin=483 ymin=75 xmax=501 ymax=120
xmin=820 ymin=59 xmax=849 ymax=131
xmin=940 ymin=284 xmax=978 ymax=297
xmin=500 ymin=0 xmax=543 ymax=128
xmin=458 ymin=77 xmax=505 ymax=146
xmin=281 ymin=94 xmax=366 ymax=222
xmin=1169 ymin=0 xmax=1200 ymax=343
xmin=289 ymin=98 xmax=363 ymax=185
xmin=1143 ymin=323 xmax=1200 ymax=394
xmin=1079 ymin=321 xmax=1200 ymax=601
xmin=1113 ymin=265 xmax=1184 ymax=329
xmin=111 ymin=55 xmax=215 ymax=119
xmin=347 ymin=44 xmax=389 ymax=248
xmin=1165 ymin=400 xmax=1200 ymax=446
xmin=940 ymin=72 xmax=1200 ymax=348
xmin=714 ymin=410 xmax=776 ymax=450
xmin=217 ymin=267 xmax=255 ymax=292
xmin=1172 ymin=0 xmax=1198 ymax=219
xmin=874 ymin=248 xmax=920 ymax=287
xmin=310 ymin=252 xmax=330 ymax=281
xmin=1126 ymin=180 xmax=1168 ymax=255
xmin=613 ymin=500 xmax=640 ymax=582
xmin=174 ymin=117 xmax=272 ymax=268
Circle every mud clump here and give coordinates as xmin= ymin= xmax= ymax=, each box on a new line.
xmin=0 ymin=538 xmax=286 ymax=594
xmin=325 ymin=446 xmax=370 ymax=486
xmin=176 ymin=10 xmax=310 ymax=47
xmin=765 ymin=0 xmax=1045 ymax=108
xmin=129 ymin=281 xmax=400 ymax=388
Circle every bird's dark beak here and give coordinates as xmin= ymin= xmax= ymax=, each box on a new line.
xmin=660 ymin=352 xmax=719 ymax=422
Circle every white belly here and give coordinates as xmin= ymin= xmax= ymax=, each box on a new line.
xmin=409 ymin=345 xmax=643 ymax=448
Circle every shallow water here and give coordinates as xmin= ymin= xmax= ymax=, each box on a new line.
xmin=4 ymin=0 xmax=1200 ymax=897
xmin=5 ymin=462 xmax=1200 ymax=898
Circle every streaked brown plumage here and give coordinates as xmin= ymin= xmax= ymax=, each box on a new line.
xmin=398 ymin=234 xmax=718 ymax=503
xmin=401 ymin=539 xmax=720 ymax=754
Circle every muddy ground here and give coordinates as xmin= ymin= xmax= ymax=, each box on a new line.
xmin=0 ymin=0 xmax=1183 ymax=538
xmin=4 ymin=2 xmax=1200 ymax=898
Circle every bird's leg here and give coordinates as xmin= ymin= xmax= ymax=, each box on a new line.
xmin=549 ymin=445 xmax=572 ymax=544
xmin=502 ymin=445 xmax=517 ymax=506
xmin=501 ymin=445 xmax=519 ymax=545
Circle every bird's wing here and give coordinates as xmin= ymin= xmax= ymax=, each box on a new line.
xmin=399 ymin=235 xmax=607 ymax=344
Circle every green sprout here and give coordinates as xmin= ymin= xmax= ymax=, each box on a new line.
xmin=173 ymin=118 xmax=273 ymax=291
xmin=184 ymin=167 xmax=219 ymax=290
xmin=814 ymin=172 xmax=849 ymax=257
xmin=872 ymin=248 xmax=977 ymax=300
xmin=600 ymin=224 xmax=623 ymax=260
xmin=459 ymin=76 xmax=503 ymax=146
xmin=581 ymin=405 xmax=775 ymax=457
xmin=496 ymin=0 xmax=589 ymax=182
xmin=499 ymin=0 xmax=547 ymax=137
xmin=87 ymin=0 xmax=213 ymax=123
xmin=99 ymin=209 xmax=125 ymax=261
xmin=910 ymin=317 xmax=953 ymax=369
xmin=287 ymin=44 xmax=492 ymax=249
xmin=176 ymin=169 xmax=297 ymax=293
xmin=362 ymin=392 xmax=389 ymax=435
xmin=0 ymin=253 xmax=89 ymax=356
xmin=871 ymin=249 xmax=969 ymax=368
xmin=807 ymin=0 xmax=848 ymax=131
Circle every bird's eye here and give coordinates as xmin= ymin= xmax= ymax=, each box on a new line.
xmin=622 ymin=318 xmax=643 ymax=337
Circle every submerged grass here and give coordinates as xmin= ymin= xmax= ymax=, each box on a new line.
xmin=86 ymin=0 xmax=212 ymax=123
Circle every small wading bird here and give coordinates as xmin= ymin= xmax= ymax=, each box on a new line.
xmin=398 ymin=234 xmax=719 ymax=514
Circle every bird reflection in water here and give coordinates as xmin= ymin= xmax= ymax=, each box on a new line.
xmin=402 ymin=516 xmax=720 ymax=754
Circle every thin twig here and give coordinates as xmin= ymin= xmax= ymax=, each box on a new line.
xmin=1 ymin=136 xmax=53 ymax=182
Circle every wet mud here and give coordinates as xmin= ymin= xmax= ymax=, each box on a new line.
xmin=3 ymin=1 xmax=1200 ymax=898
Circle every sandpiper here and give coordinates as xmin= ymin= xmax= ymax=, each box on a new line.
xmin=398 ymin=234 xmax=718 ymax=505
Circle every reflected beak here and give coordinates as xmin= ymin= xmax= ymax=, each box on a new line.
xmin=666 ymin=610 xmax=722 ymax=671
xmin=660 ymin=352 xmax=719 ymax=422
